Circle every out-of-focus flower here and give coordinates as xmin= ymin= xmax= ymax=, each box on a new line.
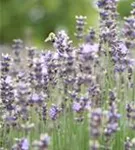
xmin=32 ymin=133 xmax=51 ymax=150
xmin=49 ymin=104 xmax=61 ymax=120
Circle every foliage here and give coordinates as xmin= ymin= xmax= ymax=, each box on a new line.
xmin=0 ymin=0 xmax=134 ymax=45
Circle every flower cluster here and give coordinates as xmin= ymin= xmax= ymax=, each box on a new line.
xmin=0 ymin=1 xmax=135 ymax=150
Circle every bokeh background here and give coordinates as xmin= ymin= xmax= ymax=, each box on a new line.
xmin=0 ymin=0 xmax=134 ymax=47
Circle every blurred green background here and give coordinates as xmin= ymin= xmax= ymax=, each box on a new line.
xmin=0 ymin=0 xmax=134 ymax=47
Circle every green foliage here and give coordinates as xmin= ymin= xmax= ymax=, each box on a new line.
xmin=118 ymin=0 xmax=134 ymax=17
xmin=0 ymin=0 xmax=133 ymax=45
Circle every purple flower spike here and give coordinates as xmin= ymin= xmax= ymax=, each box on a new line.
xmin=49 ymin=104 xmax=60 ymax=120
xmin=21 ymin=139 xmax=29 ymax=150
xmin=72 ymin=101 xmax=82 ymax=112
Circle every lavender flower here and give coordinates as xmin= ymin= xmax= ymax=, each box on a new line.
xmin=75 ymin=15 xmax=87 ymax=39
xmin=29 ymin=93 xmax=43 ymax=105
xmin=89 ymin=108 xmax=102 ymax=150
xmin=49 ymin=104 xmax=61 ymax=120
xmin=85 ymin=28 xmax=96 ymax=44
xmin=109 ymin=90 xmax=116 ymax=105
xmin=12 ymin=39 xmax=23 ymax=63
xmin=12 ymin=138 xmax=29 ymax=150
xmin=90 ymin=108 xmax=102 ymax=138
xmin=124 ymin=137 xmax=132 ymax=150
xmin=124 ymin=137 xmax=135 ymax=150
xmin=21 ymin=139 xmax=29 ymax=150
xmin=3 ymin=115 xmax=17 ymax=126
xmin=72 ymin=101 xmax=82 ymax=112
xmin=32 ymin=133 xmax=51 ymax=150
xmin=42 ymin=104 xmax=47 ymax=122
xmin=53 ymin=30 xmax=73 ymax=56
xmin=126 ymin=103 xmax=135 ymax=129
xmin=89 ymin=140 xmax=100 ymax=150
xmin=104 ymin=103 xmax=121 ymax=138
xmin=1 ymin=53 xmax=11 ymax=74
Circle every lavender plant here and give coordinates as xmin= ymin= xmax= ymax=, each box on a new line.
xmin=0 ymin=0 xmax=135 ymax=150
